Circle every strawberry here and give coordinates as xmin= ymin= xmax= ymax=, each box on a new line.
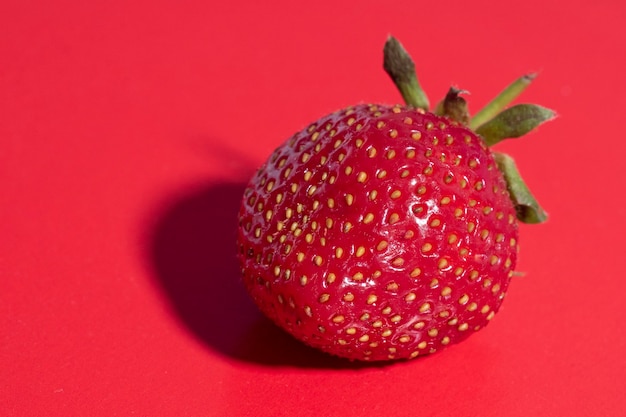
xmin=236 ymin=37 xmax=554 ymax=361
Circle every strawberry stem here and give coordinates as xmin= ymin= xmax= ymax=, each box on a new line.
xmin=441 ymin=87 xmax=470 ymax=125
xmin=470 ymin=73 xmax=537 ymax=129
xmin=494 ymin=152 xmax=548 ymax=224
xmin=476 ymin=104 xmax=556 ymax=146
xmin=383 ymin=36 xmax=430 ymax=110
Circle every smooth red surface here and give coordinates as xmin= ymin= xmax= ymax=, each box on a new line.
xmin=2 ymin=1 xmax=625 ymax=416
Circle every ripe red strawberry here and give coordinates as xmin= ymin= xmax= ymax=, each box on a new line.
xmin=236 ymin=37 xmax=554 ymax=361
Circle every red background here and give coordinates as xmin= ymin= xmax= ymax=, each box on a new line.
xmin=2 ymin=1 xmax=625 ymax=416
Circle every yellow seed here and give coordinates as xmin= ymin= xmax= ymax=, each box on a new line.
xmin=359 ymin=334 xmax=370 ymax=342
xmin=428 ymin=328 xmax=439 ymax=337
xmin=440 ymin=196 xmax=451 ymax=205
xmin=357 ymin=172 xmax=368 ymax=182
xmin=418 ymin=341 xmax=428 ymax=349
xmin=389 ymin=129 xmax=398 ymax=139
xmin=467 ymin=302 xmax=478 ymax=311
xmin=405 ymin=292 xmax=416 ymax=302
xmin=411 ymin=131 xmax=422 ymax=140
xmin=438 ymin=258 xmax=449 ymax=269
xmin=487 ymin=311 xmax=496 ymax=320
xmin=326 ymin=218 xmax=333 ymax=228
xmin=369 ymin=190 xmax=378 ymax=200
xmin=319 ymin=293 xmax=330 ymax=303
xmin=345 ymin=327 xmax=356 ymax=335
xmin=441 ymin=286 xmax=452 ymax=296
xmin=343 ymin=293 xmax=355 ymax=302
xmin=326 ymin=272 xmax=336 ymax=284
xmin=448 ymin=318 xmax=458 ymax=326
xmin=381 ymin=306 xmax=392 ymax=315
xmin=422 ymin=243 xmax=433 ymax=252
xmin=481 ymin=305 xmax=491 ymax=314
xmin=413 ymin=321 xmax=425 ymax=329
xmin=363 ymin=213 xmax=374 ymax=224
xmin=441 ymin=336 xmax=450 ymax=345
xmin=345 ymin=194 xmax=354 ymax=206
xmin=332 ymin=315 xmax=345 ymax=323
xmin=458 ymin=323 xmax=469 ymax=331
xmin=399 ymin=335 xmax=411 ymax=343
xmin=388 ymin=213 xmax=400 ymax=224
xmin=367 ymin=294 xmax=377 ymax=304
xmin=297 ymin=252 xmax=305 ymax=262
xmin=353 ymin=272 xmax=364 ymax=281
xmin=314 ymin=255 xmax=323 ymax=266
xmin=459 ymin=294 xmax=470 ymax=305
xmin=355 ymin=138 xmax=364 ymax=148
xmin=300 ymin=275 xmax=308 ymax=286
xmin=419 ymin=303 xmax=431 ymax=313
xmin=391 ymin=257 xmax=404 ymax=267
xmin=376 ymin=170 xmax=387 ymax=179
xmin=430 ymin=278 xmax=439 ymax=288
xmin=335 ymin=247 xmax=344 ymax=258
xmin=355 ymin=246 xmax=366 ymax=257
xmin=410 ymin=268 xmax=421 ymax=278
xmin=372 ymin=320 xmax=383 ymax=328
xmin=381 ymin=329 xmax=392 ymax=337
xmin=344 ymin=165 xmax=353 ymax=175
xmin=390 ymin=190 xmax=401 ymax=199
xmin=386 ymin=282 xmax=399 ymax=291
xmin=368 ymin=147 xmax=377 ymax=158
xmin=390 ymin=315 xmax=401 ymax=323
xmin=376 ymin=240 xmax=388 ymax=251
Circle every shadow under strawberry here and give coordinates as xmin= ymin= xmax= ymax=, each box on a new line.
xmin=147 ymin=181 xmax=388 ymax=369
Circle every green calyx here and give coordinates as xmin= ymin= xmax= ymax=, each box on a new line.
xmin=493 ymin=153 xmax=548 ymax=224
xmin=383 ymin=36 xmax=430 ymax=110
xmin=382 ymin=35 xmax=554 ymax=224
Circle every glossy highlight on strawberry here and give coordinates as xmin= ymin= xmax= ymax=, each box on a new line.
xmin=236 ymin=36 xmax=553 ymax=361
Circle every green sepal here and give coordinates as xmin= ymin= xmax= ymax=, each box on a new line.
xmin=383 ymin=36 xmax=430 ymax=110
xmin=494 ymin=152 xmax=548 ymax=224
xmin=470 ymin=73 xmax=537 ymax=130
xmin=476 ymin=104 xmax=556 ymax=146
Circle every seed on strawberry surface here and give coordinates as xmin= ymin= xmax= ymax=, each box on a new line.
xmin=236 ymin=36 xmax=555 ymax=361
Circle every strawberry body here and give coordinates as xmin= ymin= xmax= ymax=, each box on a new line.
xmin=237 ymin=103 xmax=519 ymax=361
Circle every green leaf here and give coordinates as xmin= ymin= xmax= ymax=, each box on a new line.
xmin=476 ymin=104 xmax=556 ymax=146
xmin=494 ymin=152 xmax=548 ymax=224
xmin=470 ymin=73 xmax=537 ymax=130
xmin=383 ymin=36 xmax=430 ymax=110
